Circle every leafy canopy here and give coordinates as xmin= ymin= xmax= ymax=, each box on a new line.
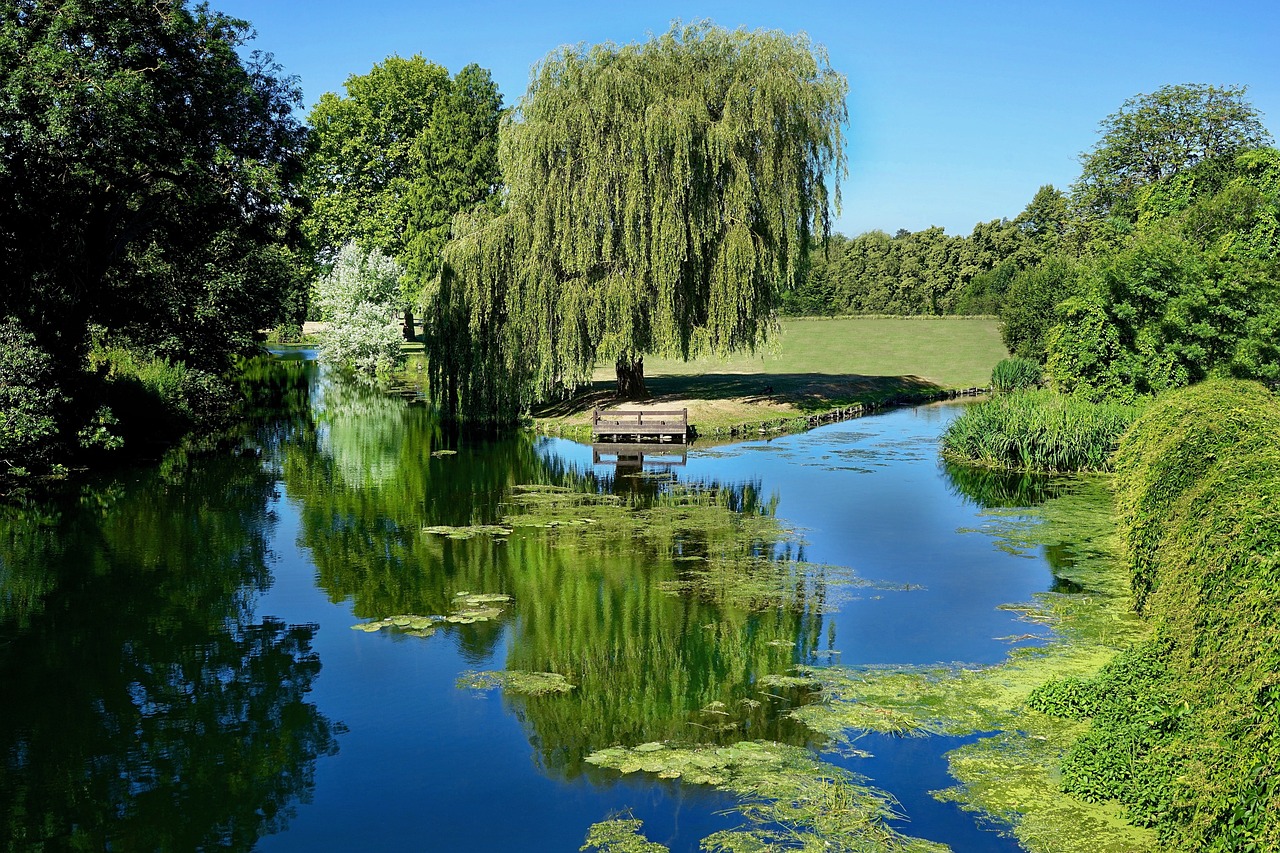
xmin=0 ymin=0 xmax=309 ymax=370
xmin=303 ymin=56 xmax=503 ymax=308
xmin=429 ymin=22 xmax=848 ymax=421
xmin=1073 ymin=83 xmax=1271 ymax=218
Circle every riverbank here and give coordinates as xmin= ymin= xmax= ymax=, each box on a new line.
xmin=530 ymin=316 xmax=1007 ymax=441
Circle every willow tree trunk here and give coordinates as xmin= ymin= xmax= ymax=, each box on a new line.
xmin=615 ymin=356 xmax=648 ymax=400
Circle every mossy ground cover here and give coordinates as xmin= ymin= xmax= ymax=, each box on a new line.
xmin=533 ymin=317 xmax=1006 ymax=440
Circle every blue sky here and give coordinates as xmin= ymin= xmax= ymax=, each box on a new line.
xmin=218 ymin=0 xmax=1279 ymax=237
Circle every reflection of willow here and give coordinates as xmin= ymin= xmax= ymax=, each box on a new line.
xmin=942 ymin=458 xmax=1060 ymax=509
xmin=0 ymin=448 xmax=340 ymax=850
xmin=500 ymin=517 xmax=827 ymax=779
xmin=284 ymin=369 xmax=832 ymax=775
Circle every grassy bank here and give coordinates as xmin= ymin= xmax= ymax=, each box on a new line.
xmin=533 ymin=316 xmax=1007 ymax=440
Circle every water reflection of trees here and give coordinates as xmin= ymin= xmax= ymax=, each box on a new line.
xmin=285 ymin=369 xmax=831 ymax=777
xmin=941 ymin=459 xmax=1060 ymax=509
xmin=0 ymin=446 xmax=340 ymax=850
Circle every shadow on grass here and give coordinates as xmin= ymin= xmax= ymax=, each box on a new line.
xmin=533 ymin=373 xmax=943 ymax=418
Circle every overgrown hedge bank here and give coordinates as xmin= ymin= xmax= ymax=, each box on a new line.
xmin=1032 ymin=379 xmax=1280 ymax=849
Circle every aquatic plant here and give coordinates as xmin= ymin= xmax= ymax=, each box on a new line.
xmin=457 ymin=670 xmax=576 ymax=695
xmin=990 ymin=357 xmax=1043 ymax=392
xmin=580 ymin=818 xmax=669 ymax=853
xmin=941 ymin=390 xmax=1141 ymax=472
xmin=780 ymin=479 xmax=1157 ymax=851
xmin=585 ymin=740 xmax=947 ymax=852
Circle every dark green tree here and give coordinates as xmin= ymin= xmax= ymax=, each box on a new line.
xmin=429 ymin=22 xmax=848 ymax=419
xmin=0 ymin=0 xmax=309 ymax=372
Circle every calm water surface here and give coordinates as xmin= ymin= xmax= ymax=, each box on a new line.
xmin=0 ymin=358 xmax=1078 ymax=851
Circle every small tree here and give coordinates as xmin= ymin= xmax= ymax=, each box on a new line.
xmin=315 ymin=243 xmax=404 ymax=376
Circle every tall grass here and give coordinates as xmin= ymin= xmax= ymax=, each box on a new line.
xmin=990 ymin=357 xmax=1043 ymax=392
xmin=942 ymin=390 xmax=1142 ymax=472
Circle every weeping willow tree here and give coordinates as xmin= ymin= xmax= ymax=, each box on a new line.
xmin=426 ymin=22 xmax=848 ymax=422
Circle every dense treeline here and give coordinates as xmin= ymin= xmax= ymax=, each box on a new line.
xmin=793 ymin=84 xmax=1280 ymax=409
xmin=784 ymin=184 xmax=1069 ymax=316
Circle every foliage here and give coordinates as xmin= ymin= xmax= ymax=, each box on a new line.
xmin=783 ymin=185 xmax=1071 ymax=318
xmin=990 ymin=358 xmax=1043 ymax=392
xmin=1046 ymin=231 xmax=1280 ymax=400
xmin=1052 ymin=380 xmax=1280 ymax=850
xmin=580 ymin=819 xmax=670 ymax=853
xmin=1073 ymin=84 xmax=1272 ymax=219
xmin=0 ymin=0 xmax=309 ymax=373
xmin=314 ymin=242 xmax=405 ymax=376
xmin=429 ymin=22 xmax=848 ymax=420
xmin=0 ymin=318 xmax=64 ymax=481
xmin=998 ymin=255 xmax=1083 ymax=362
xmin=85 ymin=338 xmax=237 ymax=443
xmin=303 ymin=56 xmax=503 ymax=315
xmin=941 ymin=391 xmax=1141 ymax=472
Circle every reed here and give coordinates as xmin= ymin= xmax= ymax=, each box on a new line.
xmin=941 ymin=390 xmax=1141 ymax=472
xmin=990 ymin=357 xmax=1043 ymax=392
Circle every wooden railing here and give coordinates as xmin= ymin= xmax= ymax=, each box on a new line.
xmin=591 ymin=408 xmax=689 ymax=444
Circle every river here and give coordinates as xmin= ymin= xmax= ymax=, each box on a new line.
xmin=0 ymin=354 xmax=1099 ymax=851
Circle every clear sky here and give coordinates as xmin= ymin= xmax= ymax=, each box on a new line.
xmin=216 ymin=0 xmax=1280 ymax=238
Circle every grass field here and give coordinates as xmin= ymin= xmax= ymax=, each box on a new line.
xmin=534 ymin=316 xmax=1008 ymax=438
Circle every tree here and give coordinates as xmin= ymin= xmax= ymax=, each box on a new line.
xmin=314 ymin=243 xmax=405 ymax=377
xmin=429 ymin=22 xmax=848 ymax=419
xmin=0 ymin=0 xmax=309 ymax=373
xmin=1073 ymin=84 xmax=1271 ymax=218
xmin=303 ymin=58 xmax=503 ymax=338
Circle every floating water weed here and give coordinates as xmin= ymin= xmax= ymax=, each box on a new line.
xmin=580 ymin=818 xmax=669 ymax=853
xmin=421 ymin=524 xmax=512 ymax=539
xmin=585 ymin=741 xmax=946 ymax=852
xmin=458 ymin=670 xmax=576 ymax=695
xmin=351 ymin=614 xmax=441 ymax=637
xmin=780 ymin=479 xmax=1158 ymax=851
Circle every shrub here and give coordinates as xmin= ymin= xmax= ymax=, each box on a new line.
xmin=314 ymin=242 xmax=403 ymax=376
xmin=0 ymin=318 xmax=63 ymax=479
xmin=990 ymin=357 xmax=1043 ymax=392
xmin=1055 ymin=379 xmax=1280 ymax=849
xmin=941 ymin=389 xmax=1141 ymax=472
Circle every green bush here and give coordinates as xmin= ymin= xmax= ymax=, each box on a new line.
xmin=87 ymin=340 xmax=234 ymax=440
xmin=941 ymin=389 xmax=1141 ymax=472
xmin=990 ymin=357 xmax=1043 ymax=392
xmin=0 ymin=318 xmax=64 ymax=480
xmin=1056 ymin=379 xmax=1280 ymax=849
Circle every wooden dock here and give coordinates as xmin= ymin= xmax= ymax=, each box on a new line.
xmin=591 ymin=408 xmax=689 ymax=444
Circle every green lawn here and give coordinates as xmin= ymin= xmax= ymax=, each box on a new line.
xmin=534 ymin=316 xmax=1008 ymax=438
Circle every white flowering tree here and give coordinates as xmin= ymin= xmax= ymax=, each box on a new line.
xmin=314 ymin=242 xmax=404 ymax=376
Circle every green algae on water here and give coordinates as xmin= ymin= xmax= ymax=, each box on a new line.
xmin=351 ymin=614 xmax=440 ymax=638
xmin=580 ymin=818 xmax=670 ymax=853
xmin=780 ymin=477 xmax=1158 ymax=851
xmin=457 ymin=670 xmax=577 ymax=696
xmin=421 ymin=523 xmax=512 ymax=539
xmin=585 ymin=740 xmax=947 ymax=852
